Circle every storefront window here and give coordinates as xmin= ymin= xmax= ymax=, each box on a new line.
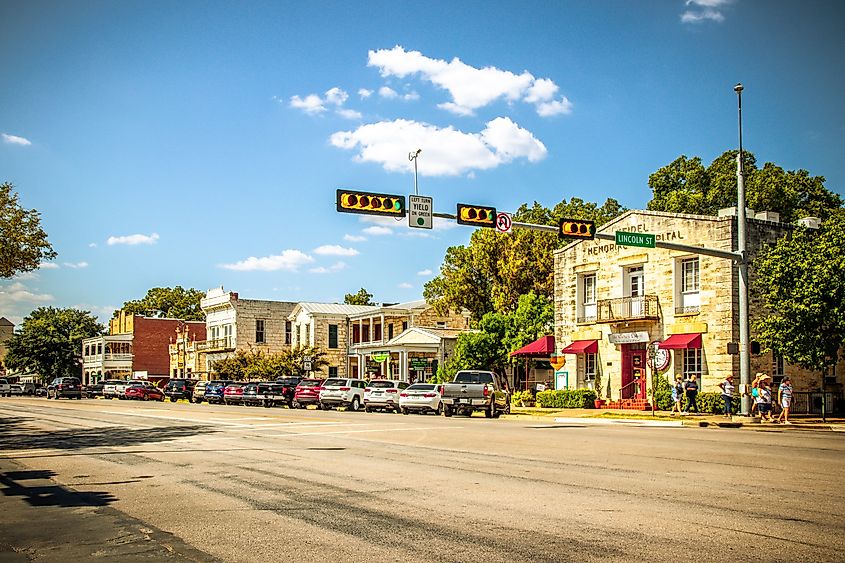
xmin=683 ymin=348 xmax=702 ymax=378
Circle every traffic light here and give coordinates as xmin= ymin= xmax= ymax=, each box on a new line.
xmin=559 ymin=218 xmax=596 ymax=240
xmin=336 ymin=189 xmax=406 ymax=217
xmin=456 ymin=203 xmax=496 ymax=228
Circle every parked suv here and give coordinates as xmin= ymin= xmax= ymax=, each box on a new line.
xmin=47 ymin=377 xmax=83 ymax=400
xmin=164 ymin=379 xmax=197 ymax=402
xmin=293 ymin=378 xmax=323 ymax=409
xmin=319 ymin=378 xmax=367 ymax=411
xmin=204 ymin=380 xmax=234 ymax=404
xmin=192 ymin=381 xmax=208 ymax=403
xmin=274 ymin=376 xmax=301 ymax=408
xmin=364 ymin=379 xmax=410 ymax=413
xmin=102 ymin=379 xmax=125 ymax=399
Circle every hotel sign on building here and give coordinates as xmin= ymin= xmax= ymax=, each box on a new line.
xmin=553 ymin=209 xmax=839 ymax=400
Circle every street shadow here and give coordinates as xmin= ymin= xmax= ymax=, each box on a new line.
xmin=0 ymin=417 xmax=217 ymax=451
xmin=0 ymin=469 xmax=117 ymax=508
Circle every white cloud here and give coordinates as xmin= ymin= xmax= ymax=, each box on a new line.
xmin=331 ymin=117 xmax=546 ymax=176
xmin=289 ymin=94 xmax=326 ymax=114
xmin=362 ymin=225 xmax=393 ymax=236
xmin=417 ymin=269 xmax=433 ymax=276
xmin=681 ymin=0 xmax=731 ymax=23
xmin=290 ymin=87 xmax=353 ymax=115
xmin=324 ymin=87 xmax=348 ymax=106
xmin=309 ymin=261 xmax=347 ymax=274
xmin=2 ymin=133 xmax=32 ymax=146
xmin=220 ymin=249 xmax=315 ymax=272
xmin=313 ymin=244 xmax=359 ymax=257
xmin=0 ymin=282 xmax=54 ymax=310
xmin=107 ymin=232 xmax=159 ymax=246
xmin=62 ymin=261 xmax=89 ymax=269
xmin=403 ymin=91 xmax=420 ymax=101
xmin=344 ymin=234 xmax=367 ymax=242
xmin=88 ymin=242 xmax=97 ymax=248
xmin=368 ymin=46 xmax=572 ymax=117
xmin=39 ymin=262 xmax=59 ymax=269
xmin=379 ymin=86 xmax=398 ymax=99
xmin=398 ymin=282 xmax=413 ymax=289
xmin=358 ymin=88 xmax=373 ymax=98
xmin=337 ymin=108 xmax=362 ymax=120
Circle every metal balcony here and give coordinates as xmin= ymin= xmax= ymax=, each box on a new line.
xmin=196 ymin=337 xmax=235 ymax=352
xmin=595 ymin=295 xmax=660 ymax=323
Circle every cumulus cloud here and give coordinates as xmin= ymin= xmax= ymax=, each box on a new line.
xmin=344 ymin=234 xmax=367 ymax=242
xmin=62 ymin=261 xmax=89 ymax=269
xmin=220 ymin=249 xmax=315 ymax=272
xmin=39 ymin=262 xmax=59 ymax=270
xmin=0 ymin=282 xmax=54 ymax=309
xmin=331 ymin=117 xmax=546 ymax=176
xmin=290 ymin=87 xmax=360 ymax=118
xmin=88 ymin=242 xmax=97 ymax=248
xmin=313 ymin=245 xmax=359 ymax=256
xmin=398 ymin=282 xmax=413 ymax=289
xmin=289 ymin=94 xmax=327 ymax=114
xmin=2 ymin=133 xmax=32 ymax=146
xmin=362 ymin=225 xmax=393 ymax=236
xmin=358 ymin=88 xmax=373 ymax=98
xmin=337 ymin=108 xmax=362 ymax=120
xmin=309 ymin=261 xmax=347 ymax=274
xmin=681 ymin=0 xmax=731 ymax=23
xmin=367 ymin=46 xmax=572 ymax=117
xmin=417 ymin=269 xmax=433 ymax=276
xmin=107 ymin=233 xmax=159 ymax=246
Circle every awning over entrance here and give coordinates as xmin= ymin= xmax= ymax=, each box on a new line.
xmin=560 ymin=339 xmax=598 ymax=354
xmin=658 ymin=333 xmax=702 ymax=350
xmin=510 ymin=335 xmax=555 ymax=357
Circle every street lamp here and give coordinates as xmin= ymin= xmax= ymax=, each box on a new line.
xmin=734 ymin=83 xmax=751 ymax=416
xmin=409 ymin=149 xmax=422 ymax=196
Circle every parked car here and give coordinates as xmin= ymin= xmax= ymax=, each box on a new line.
xmin=399 ymin=383 xmax=444 ymax=415
xmin=204 ymin=380 xmax=234 ymax=404
xmin=223 ymin=383 xmax=246 ymax=405
xmin=102 ymin=379 xmax=125 ymax=399
xmin=9 ymin=383 xmax=23 ymax=396
xmin=241 ymin=382 xmax=262 ymax=406
xmin=363 ymin=379 xmax=410 ymax=413
xmin=85 ymin=382 xmax=105 ymax=398
xmin=274 ymin=376 xmax=301 ymax=407
xmin=20 ymin=382 xmax=40 ymax=396
xmin=192 ymin=381 xmax=209 ymax=403
xmin=440 ymin=370 xmax=509 ymax=418
xmin=293 ymin=378 xmax=324 ymax=408
xmin=0 ymin=378 xmax=11 ymax=397
xmin=124 ymin=382 xmax=165 ymax=401
xmin=252 ymin=382 xmax=282 ymax=407
xmin=46 ymin=377 xmax=83 ymax=400
xmin=115 ymin=380 xmax=134 ymax=399
xmin=35 ymin=387 xmax=48 ymax=397
xmin=319 ymin=378 xmax=367 ymax=411
xmin=164 ymin=379 xmax=197 ymax=402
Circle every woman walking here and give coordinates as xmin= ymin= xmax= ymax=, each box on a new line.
xmin=671 ymin=376 xmax=684 ymax=415
xmin=750 ymin=373 xmax=761 ymax=416
xmin=777 ymin=376 xmax=793 ymax=424
xmin=757 ymin=374 xmax=774 ymax=422
xmin=718 ymin=374 xmax=735 ymax=418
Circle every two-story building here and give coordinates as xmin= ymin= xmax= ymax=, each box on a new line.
xmin=0 ymin=317 xmax=14 ymax=375
xmin=554 ymin=208 xmax=843 ymax=404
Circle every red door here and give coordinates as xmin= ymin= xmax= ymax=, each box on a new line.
xmin=621 ymin=347 xmax=647 ymax=399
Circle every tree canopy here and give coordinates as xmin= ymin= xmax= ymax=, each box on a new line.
xmin=0 ymin=182 xmax=57 ymax=278
xmin=647 ymin=150 xmax=842 ymax=223
xmin=118 ymin=286 xmax=205 ymax=320
xmin=424 ymin=197 xmax=625 ymax=321
xmin=212 ymin=346 xmax=329 ymax=380
xmin=4 ymin=307 xmax=104 ymax=380
xmin=752 ymin=210 xmax=845 ymax=380
xmin=344 ymin=288 xmax=375 ymax=306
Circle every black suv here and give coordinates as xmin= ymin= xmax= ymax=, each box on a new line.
xmin=274 ymin=376 xmax=302 ymax=407
xmin=47 ymin=377 xmax=82 ymax=400
xmin=85 ymin=381 xmax=105 ymax=398
xmin=164 ymin=379 xmax=197 ymax=402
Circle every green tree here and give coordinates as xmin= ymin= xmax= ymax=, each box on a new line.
xmin=752 ymin=210 xmax=845 ymax=383
xmin=344 ymin=288 xmax=375 ymax=306
xmin=211 ymin=346 xmax=330 ymax=380
xmin=4 ymin=307 xmax=104 ymax=380
xmin=0 ymin=182 xmax=57 ymax=278
xmin=118 ymin=286 xmax=205 ymax=320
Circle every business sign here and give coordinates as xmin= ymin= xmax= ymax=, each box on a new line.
xmin=615 ymin=231 xmax=656 ymax=248
xmin=410 ymin=358 xmax=429 ymax=369
xmin=371 ymin=351 xmax=390 ymax=362
xmin=409 ymin=195 xmax=433 ymax=229
xmin=608 ymin=331 xmax=650 ymax=345
xmin=556 ymin=370 xmax=569 ymax=390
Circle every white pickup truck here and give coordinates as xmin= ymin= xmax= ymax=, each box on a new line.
xmin=440 ymin=370 xmax=510 ymax=418
xmin=0 ymin=378 xmax=11 ymax=397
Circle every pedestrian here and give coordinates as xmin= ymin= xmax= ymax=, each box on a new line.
xmin=750 ymin=373 xmax=761 ymax=416
xmin=777 ymin=376 xmax=793 ymax=424
xmin=757 ymin=374 xmax=773 ymax=422
xmin=671 ymin=376 xmax=684 ymax=415
xmin=683 ymin=374 xmax=699 ymax=414
xmin=718 ymin=374 xmax=735 ymax=417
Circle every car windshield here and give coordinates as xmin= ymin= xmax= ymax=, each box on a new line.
xmin=322 ymin=379 xmax=346 ymax=387
xmin=369 ymin=381 xmax=396 ymax=389
xmin=454 ymin=372 xmax=494 ymax=384
xmin=407 ymin=384 xmax=436 ymax=391
xmin=277 ymin=378 xmax=298 ymax=385
xmin=298 ymin=380 xmax=320 ymax=387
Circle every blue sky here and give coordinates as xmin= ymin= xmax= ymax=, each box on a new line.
xmin=1 ymin=0 xmax=843 ymax=326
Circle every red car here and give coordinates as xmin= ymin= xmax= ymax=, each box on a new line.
xmin=124 ymin=382 xmax=165 ymax=401
xmin=223 ymin=383 xmax=245 ymax=405
xmin=293 ymin=378 xmax=324 ymax=408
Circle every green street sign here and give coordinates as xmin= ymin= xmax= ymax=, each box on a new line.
xmin=615 ymin=231 xmax=656 ymax=248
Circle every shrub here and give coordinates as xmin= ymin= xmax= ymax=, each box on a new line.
xmin=535 ymin=389 xmax=597 ymax=409
xmin=682 ymin=391 xmax=741 ymax=414
xmin=511 ymin=390 xmax=534 ymax=406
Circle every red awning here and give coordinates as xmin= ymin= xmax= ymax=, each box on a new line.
xmin=658 ymin=333 xmax=702 ymax=350
xmin=561 ymin=339 xmax=598 ymax=354
xmin=510 ymin=335 xmax=555 ymax=357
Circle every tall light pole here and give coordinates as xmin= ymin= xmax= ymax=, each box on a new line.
xmin=735 ymin=83 xmax=751 ymax=416
xmin=409 ymin=149 xmax=421 ymax=195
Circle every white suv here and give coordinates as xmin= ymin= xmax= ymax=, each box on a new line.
xmin=319 ymin=378 xmax=367 ymax=411
xmin=364 ymin=380 xmax=410 ymax=413
xmin=0 ymin=378 xmax=11 ymax=397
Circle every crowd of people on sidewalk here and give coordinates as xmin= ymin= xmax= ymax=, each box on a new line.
xmin=669 ymin=371 xmax=793 ymax=423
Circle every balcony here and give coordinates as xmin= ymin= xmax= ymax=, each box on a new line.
xmin=594 ymin=295 xmax=659 ymax=323
xmin=196 ymin=337 xmax=235 ymax=352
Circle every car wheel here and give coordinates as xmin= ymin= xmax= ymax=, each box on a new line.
xmin=170 ymin=397 xmax=177 ymax=402
xmin=401 ymin=407 xmax=409 ymax=415
xmin=364 ymin=405 xmax=371 ymax=413
xmin=349 ymin=396 xmax=360 ymax=412
xmin=291 ymin=400 xmax=299 ymax=409
xmin=434 ymin=403 xmax=442 ymax=416
xmin=486 ymin=401 xmax=496 ymax=419
xmin=443 ymin=405 xmax=452 ymax=417
xmin=316 ymin=402 xmax=323 ymax=410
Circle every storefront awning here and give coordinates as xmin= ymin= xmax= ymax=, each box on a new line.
xmin=658 ymin=333 xmax=702 ymax=350
xmin=510 ymin=335 xmax=555 ymax=357
xmin=560 ymin=339 xmax=598 ymax=354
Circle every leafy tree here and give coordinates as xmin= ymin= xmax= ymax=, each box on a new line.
xmin=4 ymin=307 xmax=104 ymax=380
xmin=752 ymin=210 xmax=845 ymax=383
xmin=425 ymin=197 xmax=624 ymax=321
xmin=0 ymin=182 xmax=57 ymax=278
xmin=118 ymin=286 xmax=205 ymax=320
xmin=344 ymin=288 xmax=375 ymax=306
xmin=211 ymin=346 xmax=330 ymax=380
xmin=647 ymin=150 xmax=842 ymax=222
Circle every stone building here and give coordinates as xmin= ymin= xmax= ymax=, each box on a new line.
xmin=553 ymin=209 xmax=843 ymax=405
xmin=0 ymin=317 xmax=14 ymax=374
xmin=168 ymin=324 xmax=207 ymax=379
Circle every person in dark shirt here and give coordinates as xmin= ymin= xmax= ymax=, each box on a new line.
xmin=683 ymin=374 xmax=699 ymax=414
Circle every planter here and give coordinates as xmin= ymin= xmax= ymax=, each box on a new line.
xmin=594 ymin=399 xmax=606 ymax=409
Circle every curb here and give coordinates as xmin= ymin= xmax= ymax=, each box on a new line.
xmin=553 ymin=417 xmax=682 ymax=427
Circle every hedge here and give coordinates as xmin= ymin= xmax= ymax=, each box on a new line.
xmin=535 ymin=389 xmax=597 ymax=409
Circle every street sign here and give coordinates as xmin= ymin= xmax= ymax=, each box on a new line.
xmin=408 ymin=195 xmax=433 ymax=229
xmin=303 ymin=360 xmax=312 ymax=371
xmin=615 ymin=231 xmax=656 ymax=248
xmin=496 ymin=212 xmax=512 ymax=233
xmin=549 ymin=355 xmax=566 ymax=370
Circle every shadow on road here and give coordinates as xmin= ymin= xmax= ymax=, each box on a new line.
xmin=0 ymin=469 xmax=117 ymax=508
xmin=0 ymin=416 xmax=217 ymax=452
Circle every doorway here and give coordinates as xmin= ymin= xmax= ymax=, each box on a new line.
xmin=621 ymin=344 xmax=647 ymax=399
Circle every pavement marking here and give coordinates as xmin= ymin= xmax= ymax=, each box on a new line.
xmin=553 ymin=417 xmax=683 ymax=427
xmin=250 ymin=425 xmax=463 ymax=438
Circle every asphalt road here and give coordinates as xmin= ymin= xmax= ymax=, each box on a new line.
xmin=0 ymin=397 xmax=843 ymax=562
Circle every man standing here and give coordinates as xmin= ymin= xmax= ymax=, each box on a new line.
xmin=777 ymin=376 xmax=793 ymax=424
xmin=718 ymin=374 xmax=735 ymax=418
xmin=683 ymin=374 xmax=699 ymax=414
